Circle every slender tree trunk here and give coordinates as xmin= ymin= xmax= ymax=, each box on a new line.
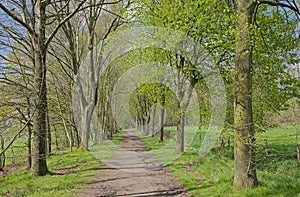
xmin=297 ymin=143 xmax=300 ymax=162
xmin=176 ymin=56 xmax=185 ymax=153
xmin=63 ymin=118 xmax=73 ymax=151
xmin=72 ymin=122 xmax=80 ymax=148
xmin=160 ymin=95 xmax=165 ymax=142
xmin=54 ymin=126 xmax=59 ymax=150
xmin=234 ymin=0 xmax=258 ymax=189
xmin=55 ymin=87 xmax=73 ymax=151
xmin=151 ymin=105 xmax=156 ymax=137
xmin=146 ymin=116 xmax=150 ymax=136
xmin=46 ymin=104 xmax=51 ymax=156
xmin=26 ymin=97 xmax=32 ymax=168
xmin=0 ymin=135 xmax=5 ymax=170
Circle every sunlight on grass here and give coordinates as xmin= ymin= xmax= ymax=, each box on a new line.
xmin=141 ymin=125 xmax=300 ymax=196
xmin=0 ymin=130 xmax=126 ymax=197
xmin=0 ymin=149 xmax=101 ymax=197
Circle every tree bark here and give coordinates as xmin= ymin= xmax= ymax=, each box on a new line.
xmin=297 ymin=142 xmax=300 ymax=162
xmin=151 ymin=105 xmax=156 ymax=137
xmin=81 ymin=108 xmax=93 ymax=149
xmin=46 ymin=103 xmax=51 ymax=156
xmin=176 ymin=56 xmax=185 ymax=153
xmin=234 ymin=0 xmax=258 ymax=189
xmin=26 ymin=97 xmax=32 ymax=168
xmin=0 ymin=135 xmax=5 ymax=170
xmin=176 ymin=111 xmax=185 ymax=153
xmin=31 ymin=0 xmax=48 ymax=176
xmin=80 ymin=0 xmax=99 ymax=149
xmin=160 ymin=95 xmax=165 ymax=142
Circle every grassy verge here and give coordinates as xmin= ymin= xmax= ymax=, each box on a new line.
xmin=141 ymin=126 xmax=300 ymax=196
xmin=138 ymin=132 xmax=172 ymax=150
xmin=0 ymin=130 xmax=126 ymax=197
xmin=89 ymin=129 xmax=126 ymax=161
xmin=111 ymin=129 xmax=126 ymax=146
xmin=0 ymin=149 xmax=100 ymax=197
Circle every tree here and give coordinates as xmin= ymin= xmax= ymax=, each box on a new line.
xmin=234 ymin=0 xmax=300 ymax=189
xmin=233 ymin=0 xmax=258 ymax=189
xmin=0 ymin=0 xmax=86 ymax=176
xmin=129 ymin=0 xmax=300 ymax=190
xmin=129 ymin=82 xmax=172 ymax=138
xmin=0 ymin=48 xmax=34 ymax=168
xmin=74 ymin=0 xmax=128 ymax=149
xmin=131 ymin=0 xmax=234 ymax=153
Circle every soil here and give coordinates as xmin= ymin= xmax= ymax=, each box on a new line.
xmin=79 ymin=130 xmax=191 ymax=197
xmin=0 ymin=165 xmax=20 ymax=177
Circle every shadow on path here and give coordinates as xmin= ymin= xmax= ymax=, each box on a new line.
xmin=79 ymin=130 xmax=191 ymax=197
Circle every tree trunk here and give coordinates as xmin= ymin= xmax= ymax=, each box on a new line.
xmin=46 ymin=105 xmax=51 ymax=156
xmin=176 ymin=56 xmax=186 ymax=153
xmin=159 ymin=108 xmax=164 ymax=142
xmin=80 ymin=1 xmax=98 ymax=149
xmin=160 ymin=95 xmax=165 ymax=142
xmin=31 ymin=0 xmax=48 ymax=176
xmin=297 ymin=143 xmax=300 ymax=162
xmin=81 ymin=108 xmax=93 ymax=149
xmin=176 ymin=111 xmax=185 ymax=153
xmin=54 ymin=126 xmax=59 ymax=150
xmin=146 ymin=114 xmax=150 ymax=135
xmin=0 ymin=135 xmax=5 ymax=170
xmin=151 ymin=105 xmax=156 ymax=137
xmin=234 ymin=0 xmax=258 ymax=189
xmin=26 ymin=97 xmax=32 ymax=168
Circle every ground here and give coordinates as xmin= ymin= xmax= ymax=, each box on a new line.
xmin=79 ymin=130 xmax=191 ymax=197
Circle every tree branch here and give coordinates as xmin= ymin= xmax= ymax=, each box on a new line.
xmin=0 ymin=107 xmax=35 ymax=156
xmin=0 ymin=3 xmax=36 ymax=36
xmin=45 ymin=0 xmax=86 ymax=48
xmin=258 ymin=0 xmax=300 ymax=14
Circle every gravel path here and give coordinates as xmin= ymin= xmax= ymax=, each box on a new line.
xmin=79 ymin=130 xmax=191 ymax=197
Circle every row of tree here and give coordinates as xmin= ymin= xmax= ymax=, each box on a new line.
xmin=0 ymin=0 xmax=299 ymax=190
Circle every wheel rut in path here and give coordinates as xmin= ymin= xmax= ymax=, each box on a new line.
xmin=79 ymin=130 xmax=191 ymax=197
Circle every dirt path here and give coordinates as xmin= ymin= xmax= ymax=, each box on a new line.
xmin=79 ymin=130 xmax=191 ymax=197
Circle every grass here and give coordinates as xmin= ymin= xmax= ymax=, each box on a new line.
xmin=0 ymin=149 xmax=100 ymax=197
xmin=141 ymin=126 xmax=300 ymax=196
xmin=138 ymin=131 xmax=172 ymax=150
xmin=111 ymin=129 xmax=126 ymax=145
xmin=89 ymin=129 xmax=126 ymax=161
xmin=0 ymin=130 xmax=126 ymax=197
xmin=3 ymin=136 xmax=29 ymax=167
xmin=1 ymin=127 xmax=299 ymax=196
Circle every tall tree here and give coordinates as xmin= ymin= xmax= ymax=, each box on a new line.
xmin=75 ymin=0 xmax=127 ymax=149
xmin=234 ymin=0 xmax=258 ymax=189
xmin=0 ymin=0 xmax=86 ymax=176
xmin=234 ymin=0 xmax=300 ymax=189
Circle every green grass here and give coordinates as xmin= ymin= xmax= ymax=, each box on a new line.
xmin=133 ymin=127 xmax=175 ymax=150
xmin=0 ymin=149 xmax=100 ymax=197
xmin=0 ymin=130 xmax=126 ymax=197
xmin=2 ymin=127 xmax=299 ymax=196
xmin=3 ymin=137 xmax=28 ymax=167
xmin=89 ymin=129 xmax=126 ymax=162
xmin=141 ymin=126 xmax=300 ymax=196
xmin=111 ymin=129 xmax=126 ymax=146
xmin=138 ymin=132 xmax=171 ymax=150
